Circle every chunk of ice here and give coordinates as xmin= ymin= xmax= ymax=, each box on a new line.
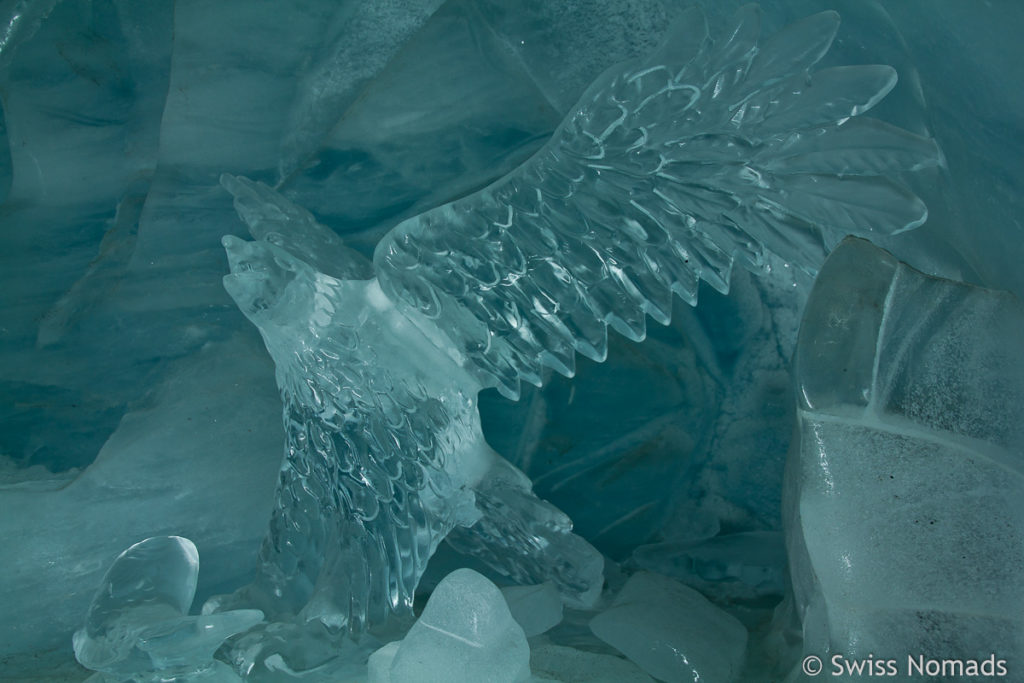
xmin=501 ymin=582 xmax=563 ymax=637
xmin=371 ymin=568 xmax=531 ymax=683
xmin=787 ymin=237 xmax=1024 ymax=668
xmin=589 ymin=571 xmax=747 ymax=683
xmin=72 ymin=536 xmax=262 ymax=682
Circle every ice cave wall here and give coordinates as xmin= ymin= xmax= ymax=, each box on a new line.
xmin=0 ymin=0 xmax=1021 ymax=678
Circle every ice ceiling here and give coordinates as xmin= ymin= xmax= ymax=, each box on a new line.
xmin=0 ymin=1 xmax=1022 ymax=682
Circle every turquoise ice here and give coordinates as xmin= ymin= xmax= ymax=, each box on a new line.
xmin=211 ymin=4 xmax=937 ymax=670
xmin=1 ymin=1 xmax=1017 ymax=681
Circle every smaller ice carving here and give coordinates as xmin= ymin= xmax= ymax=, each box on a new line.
xmin=589 ymin=571 xmax=748 ymax=683
xmin=368 ymin=568 xmax=530 ymax=683
xmin=786 ymin=237 xmax=1024 ymax=674
xmin=72 ymin=536 xmax=263 ymax=682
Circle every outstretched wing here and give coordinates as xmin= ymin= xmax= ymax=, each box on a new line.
xmin=374 ymin=5 xmax=940 ymax=400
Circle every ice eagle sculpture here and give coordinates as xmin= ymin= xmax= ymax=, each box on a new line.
xmin=213 ymin=4 xmax=939 ymax=642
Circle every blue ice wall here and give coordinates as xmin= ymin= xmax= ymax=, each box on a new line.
xmin=0 ymin=0 xmax=1021 ymax=678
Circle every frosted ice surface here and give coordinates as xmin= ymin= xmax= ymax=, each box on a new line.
xmin=72 ymin=536 xmax=262 ymax=682
xmin=371 ymin=568 xmax=530 ymax=683
xmin=788 ymin=237 xmax=1024 ymax=669
xmin=501 ymin=582 xmax=563 ymax=636
xmin=590 ymin=571 xmax=748 ymax=683
xmin=476 ymin=0 xmax=677 ymax=113
xmin=529 ymin=643 xmax=655 ymax=683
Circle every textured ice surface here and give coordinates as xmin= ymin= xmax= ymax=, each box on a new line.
xmin=72 ymin=536 xmax=262 ymax=682
xmin=276 ymin=0 xmax=445 ymax=180
xmin=590 ymin=571 xmax=748 ymax=682
xmin=786 ymin=237 xmax=1024 ymax=675
xmin=369 ymin=568 xmax=530 ymax=683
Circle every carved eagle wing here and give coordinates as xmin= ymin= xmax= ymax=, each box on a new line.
xmin=374 ymin=5 xmax=940 ymax=400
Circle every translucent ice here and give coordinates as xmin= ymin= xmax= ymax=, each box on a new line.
xmin=786 ymin=237 xmax=1024 ymax=672
xmin=220 ymin=174 xmax=374 ymax=282
xmin=218 ymin=238 xmax=493 ymax=629
xmin=369 ymin=568 xmax=530 ymax=683
xmin=590 ymin=571 xmax=748 ymax=683
xmin=500 ymin=582 xmax=563 ymax=637
xmin=375 ymin=5 xmax=939 ymax=401
xmin=214 ymin=183 xmax=603 ymax=647
xmin=0 ymin=1 xmax=970 ymax=678
xmin=72 ymin=536 xmax=262 ymax=682
xmin=215 ymin=6 xmax=938 ymax=659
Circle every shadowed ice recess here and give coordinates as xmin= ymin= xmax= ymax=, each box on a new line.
xmin=0 ymin=1 xmax=1021 ymax=682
